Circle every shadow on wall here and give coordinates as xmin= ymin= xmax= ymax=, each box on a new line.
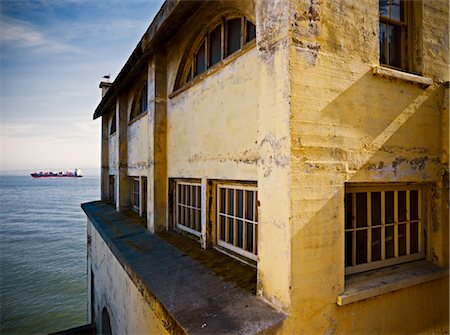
xmin=284 ymin=70 xmax=448 ymax=333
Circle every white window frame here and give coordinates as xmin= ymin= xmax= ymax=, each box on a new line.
xmin=216 ymin=183 xmax=258 ymax=262
xmin=345 ymin=183 xmax=425 ymax=275
xmin=174 ymin=180 xmax=202 ymax=238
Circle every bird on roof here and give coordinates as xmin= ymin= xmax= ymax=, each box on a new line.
xmin=103 ymin=74 xmax=110 ymax=79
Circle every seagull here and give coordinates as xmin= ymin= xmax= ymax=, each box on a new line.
xmin=103 ymin=74 xmax=110 ymax=80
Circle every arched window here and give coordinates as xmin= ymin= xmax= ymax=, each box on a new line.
xmin=109 ymin=110 xmax=116 ymax=135
xmin=174 ymin=15 xmax=256 ymax=91
xmin=130 ymin=82 xmax=148 ymax=121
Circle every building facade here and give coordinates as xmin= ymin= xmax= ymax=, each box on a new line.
xmin=83 ymin=0 xmax=449 ymax=333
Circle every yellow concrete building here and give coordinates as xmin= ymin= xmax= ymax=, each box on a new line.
xmin=83 ymin=0 xmax=449 ymax=333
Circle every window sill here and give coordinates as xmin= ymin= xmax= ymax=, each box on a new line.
xmin=337 ymin=260 xmax=448 ymax=306
xmin=372 ymin=66 xmax=433 ymax=86
xmin=128 ymin=111 xmax=147 ymax=126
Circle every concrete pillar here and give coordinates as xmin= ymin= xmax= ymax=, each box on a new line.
xmin=117 ymin=97 xmax=130 ymax=211
xmin=147 ymin=52 xmax=167 ymax=233
xmin=256 ymin=0 xmax=292 ymax=312
xmin=101 ymin=115 xmax=109 ymax=201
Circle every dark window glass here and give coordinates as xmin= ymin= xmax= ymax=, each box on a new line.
xmin=410 ymin=190 xmax=419 ymax=220
xmin=385 ymin=191 xmax=394 ymax=223
xmin=410 ymin=221 xmax=419 ymax=254
xmin=220 ymin=216 xmax=226 ymax=240
xmin=356 ymin=230 xmax=367 ymax=265
xmin=379 ymin=23 xmax=387 ymax=65
xmin=227 ymin=189 xmax=234 ymax=215
xmin=398 ymin=223 xmax=407 ymax=256
xmin=228 ymin=217 xmax=234 ymax=244
xmin=227 ymin=19 xmax=241 ymax=56
xmin=345 ymin=231 xmax=353 ymax=267
xmin=371 ymin=192 xmax=381 ymax=226
xmin=356 ymin=193 xmax=367 ymax=228
xmin=379 ymin=0 xmax=389 ymax=17
xmin=195 ymin=41 xmax=206 ymax=76
xmin=385 ymin=226 xmax=395 ymax=258
xmin=209 ymin=25 xmax=222 ymax=67
xmin=372 ymin=227 xmax=382 ymax=261
xmin=398 ymin=191 xmax=407 ymax=222
xmin=391 ymin=0 xmax=401 ymax=20
xmin=220 ymin=188 xmax=226 ymax=213
xmin=246 ymin=21 xmax=256 ymax=43
xmin=388 ymin=25 xmax=402 ymax=68
xmin=246 ymin=222 xmax=253 ymax=252
xmin=140 ymin=84 xmax=148 ymax=114
xmin=245 ymin=191 xmax=254 ymax=220
xmin=110 ymin=112 xmax=116 ymax=135
xmin=345 ymin=193 xmax=353 ymax=229
xmin=237 ymin=190 xmax=244 ymax=218
xmin=237 ymin=219 xmax=243 ymax=248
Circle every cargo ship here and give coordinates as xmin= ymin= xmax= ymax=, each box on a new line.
xmin=30 ymin=168 xmax=83 ymax=178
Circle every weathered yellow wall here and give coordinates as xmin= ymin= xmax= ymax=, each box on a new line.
xmin=108 ymin=133 xmax=118 ymax=174
xmin=283 ymin=0 xmax=449 ymax=333
xmin=87 ymin=220 xmax=170 ymax=335
xmin=127 ymin=114 xmax=149 ymax=176
xmin=167 ymin=49 xmax=258 ymax=180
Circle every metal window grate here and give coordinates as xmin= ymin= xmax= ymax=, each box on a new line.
xmin=217 ymin=184 xmax=258 ymax=261
xmin=176 ymin=181 xmax=202 ymax=237
xmin=345 ymin=185 xmax=423 ymax=275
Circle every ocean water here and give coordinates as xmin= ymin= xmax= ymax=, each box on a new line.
xmin=0 ymin=175 xmax=100 ymax=335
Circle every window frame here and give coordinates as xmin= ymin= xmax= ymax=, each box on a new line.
xmin=379 ymin=0 xmax=411 ymax=71
xmin=216 ymin=182 xmax=258 ymax=262
xmin=174 ymin=179 xmax=203 ymax=238
xmin=345 ymin=183 xmax=425 ymax=275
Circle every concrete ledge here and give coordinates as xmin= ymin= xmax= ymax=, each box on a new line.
xmin=372 ymin=66 xmax=434 ymax=86
xmin=337 ymin=260 xmax=448 ymax=306
xmin=82 ymin=201 xmax=286 ymax=335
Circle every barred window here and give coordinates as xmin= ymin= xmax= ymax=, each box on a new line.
xmin=175 ymin=181 xmax=202 ymax=237
xmin=345 ymin=184 xmax=424 ymax=275
xmin=217 ymin=183 xmax=258 ymax=261
xmin=174 ymin=15 xmax=256 ymax=90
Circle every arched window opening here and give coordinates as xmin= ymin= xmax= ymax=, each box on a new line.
xmin=175 ymin=15 xmax=256 ymax=91
xmin=101 ymin=307 xmax=112 ymax=335
xmin=109 ymin=111 xmax=116 ymax=135
xmin=130 ymin=82 xmax=148 ymax=121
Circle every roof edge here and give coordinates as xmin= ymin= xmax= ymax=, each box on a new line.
xmin=93 ymin=0 xmax=181 ymax=119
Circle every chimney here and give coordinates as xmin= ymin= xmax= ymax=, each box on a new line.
xmin=99 ymin=81 xmax=112 ymax=98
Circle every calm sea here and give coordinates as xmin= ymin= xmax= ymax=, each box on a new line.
xmin=0 ymin=175 xmax=100 ymax=335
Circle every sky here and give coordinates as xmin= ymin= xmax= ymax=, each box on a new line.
xmin=0 ymin=0 xmax=165 ymax=172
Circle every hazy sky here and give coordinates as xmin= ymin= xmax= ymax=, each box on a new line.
xmin=0 ymin=0 xmax=164 ymax=171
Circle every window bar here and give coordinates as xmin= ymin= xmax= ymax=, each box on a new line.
xmin=352 ymin=192 xmax=357 ymax=266
xmin=381 ymin=191 xmax=386 ymax=260
xmin=394 ymin=191 xmax=399 ymax=258
xmin=367 ymin=192 xmax=372 ymax=263
xmin=406 ymin=190 xmax=411 ymax=255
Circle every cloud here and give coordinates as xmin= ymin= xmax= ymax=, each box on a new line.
xmin=0 ymin=16 xmax=75 ymax=53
